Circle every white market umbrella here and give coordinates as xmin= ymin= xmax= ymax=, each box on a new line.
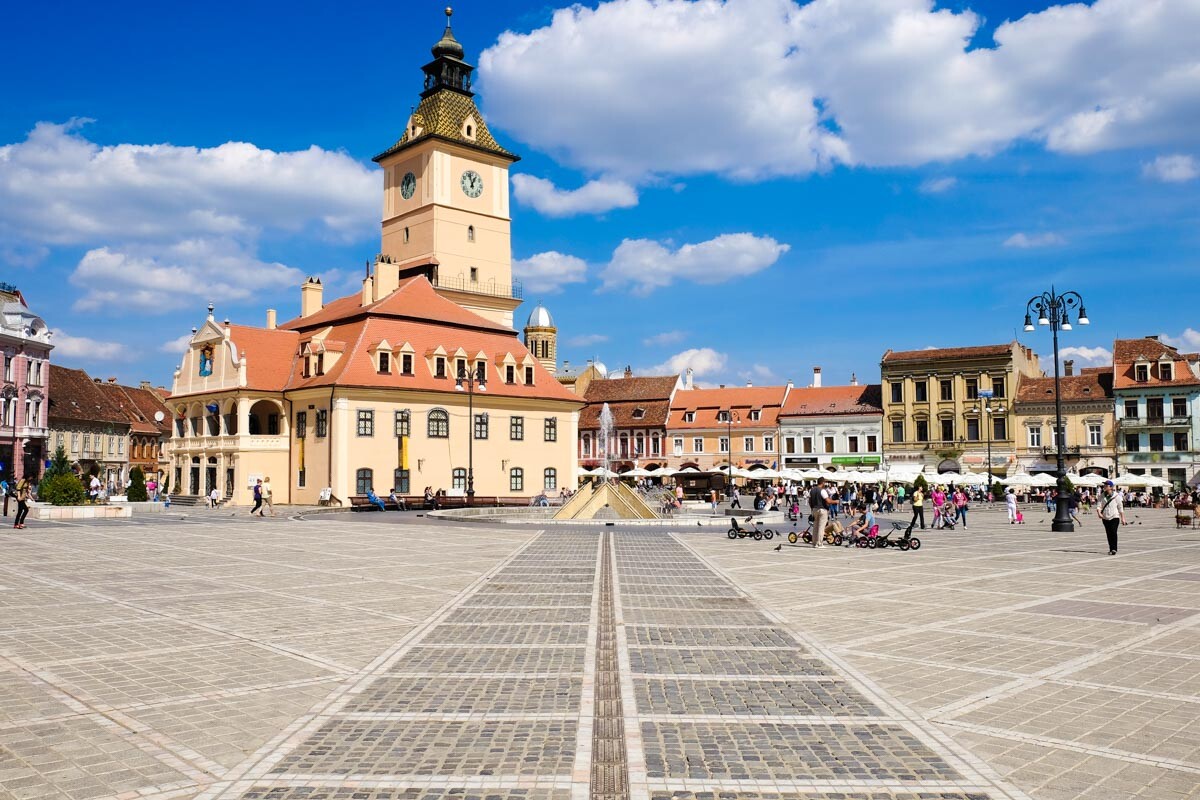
xmin=673 ymin=466 xmax=700 ymax=474
xmin=592 ymin=468 xmax=618 ymax=478
xmin=1029 ymin=473 xmax=1060 ymax=487
xmin=1003 ymin=473 xmax=1035 ymax=487
xmin=648 ymin=467 xmax=676 ymax=478
xmin=797 ymin=469 xmax=823 ymax=480
xmin=746 ymin=468 xmax=781 ymax=480
xmin=1071 ymin=473 xmax=1106 ymax=487
xmin=621 ymin=467 xmax=653 ymax=478
xmin=577 ymin=467 xmax=599 ymax=476
xmin=935 ymin=471 xmax=964 ymax=484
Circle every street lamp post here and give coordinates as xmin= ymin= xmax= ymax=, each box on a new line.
xmin=971 ymin=390 xmax=1006 ymax=502
xmin=1024 ymin=287 xmax=1089 ymax=532
xmin=725 ymin=410 xmax=740 ymax=499
xmin=455 ymin=363 xmax=487 ymax=505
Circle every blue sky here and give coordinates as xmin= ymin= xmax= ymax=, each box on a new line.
xmin=3 ymin=0 xmax=1198 ymax=388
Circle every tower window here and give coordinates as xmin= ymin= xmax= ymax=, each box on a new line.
xmin=465 ymin=124 xmax=473 ymax=137
xmin=470 ymin=267 xmax=478 ymax=282
xmin=467 ymin=225 xmax=475 ymax=242
xmin=404 ymin=227 xmax=409 ymax=244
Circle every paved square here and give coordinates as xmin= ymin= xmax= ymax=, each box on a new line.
xmin=0 ymin=506 xmax=1196 ymax=800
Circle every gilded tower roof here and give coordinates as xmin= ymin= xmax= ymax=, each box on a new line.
xmin=373 ymin=8 xmax=517 ymax=163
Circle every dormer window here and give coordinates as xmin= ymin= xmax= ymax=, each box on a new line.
xmin=1161 ymin=362 xmax=1173 ymax=381
xmin=456 ymin=358 xmax=467 ymax=379
xmin=750 ymin=410 xmax=761 ymax=421
xmin=465 ymin=124 xmax=473 ymax=137
xmin=1136 ymin=364 xmax=1149 ymax=382
xmin=506 ymin=365 xmax=516 ymax=384
xmin=316 ymin=353 xmax=325 ymax=376
xmin=717 ymin=410 xmax=729 ymax=423
xmin=684 ymin=411 xmax=695 ymax=423
xmin=401 ymin=353 xmax=414 ymax=375
xmin=525 ymin=366 xmax=535 ymax=385
xmin=632 ymin=408 xmax=645 ymax=420
xmin=435 ymin=357 xmax=446 ymax=379
xmin=378 ymin=352 xmax=390 ymax=374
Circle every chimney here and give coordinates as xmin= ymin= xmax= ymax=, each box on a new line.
xmin=300 ymin=278 xmax=323 ymax=317
xmin=812 ymin=366 xmax=822 ymax=388
xmin=140 ymin=381 xmax=153 ymax=391
xmin=746 ymin=380 xmax=752 ymax=387
xmin=719 ymin=384 xmax=725 ymax=389
xmin=685 ymin=367 xmax=694 ymax=390
xmin=361 ymin=275 xmax=374 ymax=306
xmin=266 ymin=309 xmax=277 ymax=330
xmin=624 ymin=365 xmax=633 ymax=378
xmin=850 ymin=372 xmax=858 ymax=386
xmin=786 ymin=379 xmax=793 ymax=390
xmin=1063 ymin=359 xmax=1074 ymax=377
xmin=107 ymin=377 xmax=117 ymax=384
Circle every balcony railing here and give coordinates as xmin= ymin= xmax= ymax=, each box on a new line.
xmin=1118 ymin=415 xmax=1192 ymax=428
xmin=432 ymin=274 xmax=523 ymax=301
xmin=1041 ymin=445 xmax=1082 ymax=456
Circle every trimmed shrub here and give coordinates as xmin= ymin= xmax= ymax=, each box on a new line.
xmin=127 ymin=467 xmax=148 ymax=502
xmin=38 ymin=473 xmax=86 ymax=506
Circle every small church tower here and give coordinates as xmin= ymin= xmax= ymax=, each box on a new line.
xmin=523 ymin=304 xmax=557 ymax=372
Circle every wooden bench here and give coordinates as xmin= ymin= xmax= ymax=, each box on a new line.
xmin=350 ymin=495 xmax=404 ymax=512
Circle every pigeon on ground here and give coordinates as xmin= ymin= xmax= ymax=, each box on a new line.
xmin=774 ymin=544 xmax=782 ymax=551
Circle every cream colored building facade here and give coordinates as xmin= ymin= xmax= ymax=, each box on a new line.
xmin=166 ymin=14 xmax=580 ymax=506
xmin=880 ymin=343 xmax=1043 ymax=475
xmin=1013 ymin=366 xmax=1117 ymax=477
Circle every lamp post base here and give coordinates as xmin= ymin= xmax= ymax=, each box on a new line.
xmin=1051 ymin=519 xmax=1075 ymax=533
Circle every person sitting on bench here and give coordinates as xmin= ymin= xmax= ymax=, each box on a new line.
xmin=389 ymin=489 xmax=407 ymax=510
xmin=366 ymin=488 xmax=387 ymax=512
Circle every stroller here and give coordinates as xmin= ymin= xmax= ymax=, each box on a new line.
xmin=935 ymin=501 xmax=957 ymax=530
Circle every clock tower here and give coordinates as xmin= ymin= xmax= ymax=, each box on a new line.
xmin=372 ymin=7 xmax=521 ymax=328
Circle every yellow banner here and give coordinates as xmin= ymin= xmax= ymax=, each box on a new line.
xmin=399 ymin=435 xmax=408 ymax=471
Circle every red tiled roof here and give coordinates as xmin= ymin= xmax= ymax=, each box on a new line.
xmin=1113 ymin=337 xmax=1200 ymax=389
xmin=669 ymin=385 xmax=789 ymax=429
xmin=227 ymin=325 xmax=301 ymax=392
xmin=583 ymin=376 xmax=677 ymax=404
xmin=48 ymin=366 xmax=129 ymax=425
xmin=580 ymin=400 xmax=670 ymax=430
xmin=1016 ymin=372 xmax=1114 ymax=404
xmin=279 ymin=277 xmax=511 ymax=334
xmin=882 ymin=343 xmax=1013 ymax=363
xmin=95 ymin=382 xmax=159 ymax=434
xmin=780 ymin=384 xmax=883 ymax=417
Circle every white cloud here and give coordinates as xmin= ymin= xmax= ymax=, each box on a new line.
xmin=0 ymin=120 xmax=375 ymax=247
xmin=1058 ymin=346 xmax=1113 ymax=368
xmin=159 ymin=333 xmax=193 ymax=354
xmin=567 ymin=333 xmax=610 ymax=347
xmin=646 ymin=347 xmax=727 ymax=377
xmin=919 ymin=177 xmax=957 ymax=194
xmin=512 ymin=174 xmax=638 ymax=216
xmin=70 ymin=238 xmax=303 ymax=313
xmin=601 ymin=233 xmax=789 ymax=295
xmin=1143 ymin=154 xmax=1198 ymax=183
xmin=481 ymin=0 xmax=1200 ymax=179
xmin=1004 ymin=231 xmax=1067 ymax=249
xmin=1162 ymin=328 xmax=1200 ymax=350
xmin=512 ymin=251 xmax=588 ymax=295
xmin=50 ymin=329 xmax=129 ymax=361
xmin=643 ymin=330 xmax=687 ymax=347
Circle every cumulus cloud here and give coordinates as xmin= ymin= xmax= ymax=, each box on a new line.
xmin=919 ymin=177 xmax=957 ymax=194
xmin=70 ymin=238 xmax=303 ymax=313
xmin=1143 ymin=154 xmax=1198 ymax=183
xmin=159 ymin=333 xmax=194 ymax=354
xmin=1162 ymin=328 xmax=1200 ymax=350
xmin=646 ymin=347 xmax=727 ymax=377
xmin=643 ymin=330 xmax=687 ymax=347
xmin=512 ymin=251 xmax=588 ymax=295
xmin=1058 ymin=346 xmax=1113 ymax=368
xmin=1004 ymin=232 xmax=1067 ymax=249
xmin=512 ymin=174 xmax=638 ymax=216
xmin=567 ymin=333 xmax=610 ymax=347
xmin=50 ymin=329 xmax=129 ymax=361
xmin=601 ymin=233 xmax=789 ymax=295
xmin=481 ymin=0 xmax=1200 ymax=179
xmin=0 ymin=120 xmax=375 ymax=246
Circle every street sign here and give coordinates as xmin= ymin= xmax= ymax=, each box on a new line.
xmin=978 ymin=389 xmax=995 ymax=398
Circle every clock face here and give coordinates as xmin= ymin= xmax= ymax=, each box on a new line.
xmin=461 ymin=169 xmax=483 ymax=198
xmin=400 ymin=171 xmax=416 ymax=200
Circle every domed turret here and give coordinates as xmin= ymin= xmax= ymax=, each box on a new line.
xmin=523 ymin=302 xmax=557 ymax=372
xmin=431 ymin=7 xmax=464 ymax=60
xmin=526 ymin=304 xmax=554 ymax=328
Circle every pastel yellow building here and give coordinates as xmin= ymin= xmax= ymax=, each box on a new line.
xmin=166 ymin=12 xmax=581 ymax=506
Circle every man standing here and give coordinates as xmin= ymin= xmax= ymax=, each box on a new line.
xmin=809 ymin=477 xmax=829 ymax=549
xmin=250 ymin=479 xmax=264 ymax=516
xmin=261 ymin=477 xmax=274 ymax=516
xmin=1097 ymin=480 xmax=1127 ymax=555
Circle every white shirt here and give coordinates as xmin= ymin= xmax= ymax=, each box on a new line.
xmin=1005 ymin=492 xmax=1017 ymax=508
xmin=1098 ymin=491 xmax=1124 ymax=520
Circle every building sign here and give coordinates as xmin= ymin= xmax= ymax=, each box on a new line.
xmin=783 ymin=456 xmax=819 ymax=467
xmin=830 ymin=456 xmax=882 ymax=466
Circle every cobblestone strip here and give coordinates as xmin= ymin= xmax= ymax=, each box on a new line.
xmin=613 ymin=532 xmax=1035 ymax=800
xmin=590 ymin=531 xmax=630 ymax=800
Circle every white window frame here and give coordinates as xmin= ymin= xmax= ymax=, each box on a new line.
xmin=1028 ymin=426 xmax=1042 ymax=448
xmin=1087 ymin=423 xmax=1102 ymax=448
xmin=692 ymin=437 xmax=704 ymax=453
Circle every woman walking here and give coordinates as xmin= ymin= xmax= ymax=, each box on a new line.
xmin=1005 ymin=487 xmax=1018 ymax=524
xmin=1097 ymin=480 xmax=1126 ymax=555
xmin=952 ymin=487 xmax=969 ymax=528
xmin=13 ymin=477 xmax=30 ymax=529
xmin=909 ymin=485 xmax=925 ymax=530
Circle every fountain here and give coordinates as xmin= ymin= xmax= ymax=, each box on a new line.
xmin=552 ymin=402 xmax=659 ymax=520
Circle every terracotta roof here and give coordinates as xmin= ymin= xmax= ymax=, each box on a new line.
xmin=279 ymin=277 xmax=511 ymax=334
xmin=669 ymin=385 xmax=789 ymax=429
xmin=227 ymin=325 xmax=301 ymax=393
xmin=1113 ymin=337 xmax=1200 ymax=390
xmin=47 ymin=366 xmax=129 ymax=426
xmin=583 ymin=376 xmax=677 ymax=404
xmin=882 ymin=343 xmax=1013 ymax=364
xmin=1016 ymin=372 xmax=1114 ymax=404
xmin=780 ymin=384 xmax=883 ymax=417
xmin=95 ymin=382 xmax=159 ymax=434
xmin=580 ymin=401 xmax=671 ymax=430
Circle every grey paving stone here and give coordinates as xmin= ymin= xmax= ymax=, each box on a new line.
xmin=627 ymin=625 xmax=799 ymax=648
xmin=635 ymin=677 xmax=882 ymax=717
xmin=387 ymin=646 xmax=586 ymax=674
xmin=422 ymin=623 xmax=588 ymax=646
xmin=443 ymin=606 xmax=590 ymax=624
xmin=625 ymin=608 xmax=773 ymax=626
xmin=345 ymin=675 xmax=583 ymax=714
xmin=271 ymin=718 xmax=577 ymax=776
xmin=641 ymin=721 xmax=962 ymax=782
xmin=649 ymin=793 xmax=989 ymax=800
xmin=242 ymin=790 xmax=570 ymax=800
xmin=628 ymin=647 xmax=832 ymax=676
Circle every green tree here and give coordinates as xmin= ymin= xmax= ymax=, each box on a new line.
xmin=912 ymin=473 xmax=929 ymax=492
xmin=44 ymin=445 xmax=72 ymax=479
xmin=127 ymin=466 xmax=148 ymax=502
